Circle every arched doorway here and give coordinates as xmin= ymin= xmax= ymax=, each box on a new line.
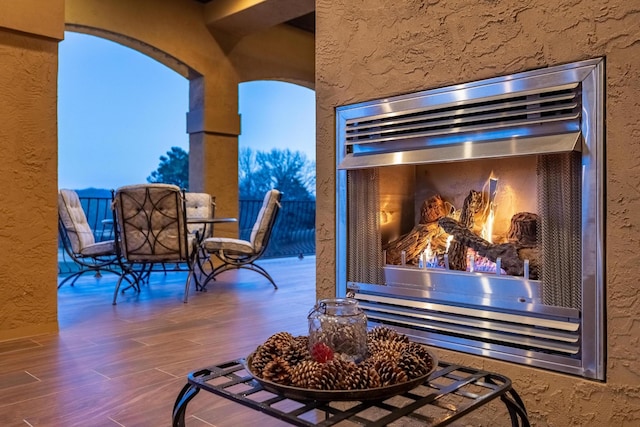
xmin=57 ymin=31 xmax=190 ymax=280
xmin=58 ymin=31 xmax=189 ymax=191
xmin=238 ymin=80 xmax=316 ymax=258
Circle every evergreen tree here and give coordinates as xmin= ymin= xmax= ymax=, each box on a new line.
xmin=147 ymin=146 xmax=189 ymax=189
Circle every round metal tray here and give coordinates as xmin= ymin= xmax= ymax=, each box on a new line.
xmin=242 ymin=347 xmax=438 ymax=402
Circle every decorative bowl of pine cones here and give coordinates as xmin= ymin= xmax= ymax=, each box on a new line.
xmin=243 ymin=326 xmax=438 ymax=401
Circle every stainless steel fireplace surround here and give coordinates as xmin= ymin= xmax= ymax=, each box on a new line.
xmin=336 ymin=58 xmax=605 ymax=380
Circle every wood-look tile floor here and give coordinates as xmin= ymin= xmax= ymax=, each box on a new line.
xmin=0 ymin=257 xmax=316 ymax=427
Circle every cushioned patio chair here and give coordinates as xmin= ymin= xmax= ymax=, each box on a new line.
xmin=195 ymin=189 xmax=281 ymax=296
xmin=185 ymin=192 xmax=217 ymax=277
xmin=111 ymin=183 xmax=198 ymax=304
xmin=57 ymin=189 xmax=119 ymax=288
xmin=185 ymin=192 xmax=216 ymax=237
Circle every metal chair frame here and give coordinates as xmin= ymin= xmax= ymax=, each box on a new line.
xmin=197 ymin=190 xmax=282 ymax=294
xmin=57 ymin=189 xmax=120 ymax=289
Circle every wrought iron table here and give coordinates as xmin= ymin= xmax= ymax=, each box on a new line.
xmin=172 ymin=358 xmax=530 ymax=426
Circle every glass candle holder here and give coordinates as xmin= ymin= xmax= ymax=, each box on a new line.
xmin=307 ymin=298 xmax=368 ymax=363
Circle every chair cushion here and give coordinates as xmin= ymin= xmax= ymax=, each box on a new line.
xmin=58 ymin=189 xmax=96 ymax=252
xmin=250 ymin=189 xmax=281 ymax=253
xmin=185 ymin=192 xmax=213 ymax=217
xmin=185 ymin=192 xmax=214 ymax=237
xmin=79 ymin=240 xmax=116 ymax=257
xmin=202 ymin=237 xmax=254 ymax=255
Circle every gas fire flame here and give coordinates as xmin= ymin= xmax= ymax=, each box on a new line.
xmin=445 ymin=235 xmax=454 ymax=253
xmin=481 ymin=176 xmax=498 ymax=243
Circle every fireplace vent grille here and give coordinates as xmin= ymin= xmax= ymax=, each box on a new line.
xmin=337 ymin=76 xmax=586 ymax=170
xmin=350 ymin=291 xmax=581 ymax=356
xmin=344 ymin=85 xmax=580 ymax=150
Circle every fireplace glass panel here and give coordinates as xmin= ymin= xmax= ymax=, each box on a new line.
xmin=347 ymin=151 xmax=582 ymax=311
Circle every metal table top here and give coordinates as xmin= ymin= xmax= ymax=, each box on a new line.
xmin=172 ymin=358 xmax=530 ymax=426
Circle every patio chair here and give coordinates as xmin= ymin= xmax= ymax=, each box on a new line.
xmin=195 ymin=189 xmax=282 ymax=297
xmin=57 ymin=189 xmax=119 ymax=288
xmin=185 ymin=192 xmax=217 ymax=275
xmin=185 ymin=192 xmax=216 ymax=237
xmin=111 ymin=183 xmax=198 ymax=304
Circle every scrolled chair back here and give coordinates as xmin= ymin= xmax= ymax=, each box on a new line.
xmin=112 ymin=183 xmax=191 ymax=262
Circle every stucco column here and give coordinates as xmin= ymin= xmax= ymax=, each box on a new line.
xmin=187 ymin=73 xmax=241 ymax=237
xmin=0 ymin=0 xmax=64 ymax=340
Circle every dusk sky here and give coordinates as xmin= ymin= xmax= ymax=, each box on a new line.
xmin=58 ymin=32 xmax=315 ymax=190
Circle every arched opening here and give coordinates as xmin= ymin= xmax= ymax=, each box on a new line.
xmin=1 ymin=0 xmax=316 ymax=362
xmin=56 ymin=33 xmax=316 ymax=295
xmin=238 ymin=80 xmax=316 ymax=258
xmin=57 ymin=31 xmax=189 ymax=282
xmin=58 ymin=31 xmax=189 ymax=191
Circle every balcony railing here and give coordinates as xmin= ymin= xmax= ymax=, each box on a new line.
xmin=238 ymin=199 xmax=316 ymax=258
xmin=58 ymin=196 xmax=316 ymax=274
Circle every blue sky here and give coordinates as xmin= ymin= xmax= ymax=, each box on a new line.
xmin=58 ymin=32 xmax=315 ymax=190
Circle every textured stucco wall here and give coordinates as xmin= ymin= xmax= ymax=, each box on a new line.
xmin=316 ymin=1 xmax=640 ymax=425
xmin=0 ymin=6 xmax=63 ymax=339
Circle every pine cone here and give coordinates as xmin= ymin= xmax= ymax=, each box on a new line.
xmin=373 ymin=359 xmax=408 ymax=386
xmin=343 ymin=365 xmax=370 ymax=390
xmin=251 ymin=344 xmax=277 ymax=374
xmin=262 ymin=357 xmax=292 ymax=384
xmin=282 ymin=340 xmax=310 ymax=366
xmin=262 ymin=332 xmax=295 ymax=356
xmin=265 ymin=331 xmax=295 ymax=344
xmin=368 ymin=326 xmax=409 ymax=344
xmin=398 ymin=351 xmax=431 ymax=379
xmin=309 ymin=359 xmax=351 ymax=390
xmin=365 ymin=365 xmax=382 ymax=388
xmin=294 ymin=335 xmax=309 ymax=349
xmin=405 ymin=343 xmax=434 ymax=369
xmin=368 ymin=339 xmax=408 ymax=358
xmin=333 ymin=359 xmax=358 ymax=389
xmin=290 ymin=360 xmax=321 ymax=388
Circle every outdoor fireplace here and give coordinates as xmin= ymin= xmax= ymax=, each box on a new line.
xmin=336 ymin=58 xmax=605 ymax=380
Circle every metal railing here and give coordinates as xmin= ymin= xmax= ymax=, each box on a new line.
xmin=58 ymin=196 xmax=316 ymax=274
xmin=238 ymin=199 xmax=316 ymax=258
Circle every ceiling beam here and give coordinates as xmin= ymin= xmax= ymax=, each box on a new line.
xmin=204 ymin=0 xmax=314 ymax=38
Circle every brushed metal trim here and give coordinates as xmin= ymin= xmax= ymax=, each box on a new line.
xmin=358 ymin=302 xmax=580 ymax=343
xmin=345 ymin=110 xmax=579 ymax=145
xmin=339 ymin=132 xmax=581 ymax=169
xmin=345 ymin=90 xmax=578 ymax=133
xmin=336 ymin=58 xmax=601 ymax=122
xmin=372 ymin=322 xmax=589 ymax=377
xmin=383 ymin=265 xmax=542 ymax=299
xmin=365 ymin=311 xmax=580 ymax=354
xmin=335 ymin=57 xmax=605 ymax=380
xmin=352 ymin=290 xmax=580 ymax=331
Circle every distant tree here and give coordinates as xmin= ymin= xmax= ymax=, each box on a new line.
xmin=238 ymin=148 xmax=261 ymax=198
xmin=147 ymin=146 xmax=189 ymax=189
xmin=239 ymin=147 xmax=315 ymax=200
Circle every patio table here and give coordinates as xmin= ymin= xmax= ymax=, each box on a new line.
xmin=172 ymin=357 xmax=530 ymax=426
